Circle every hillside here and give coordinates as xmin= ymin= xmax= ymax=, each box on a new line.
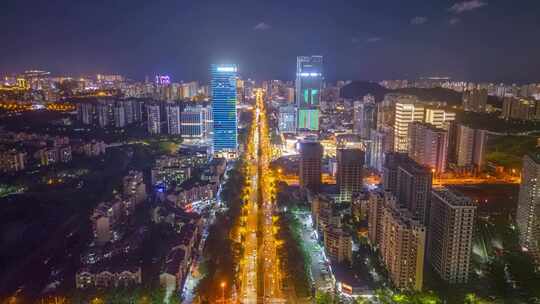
xmin=340 ymin=81 xmax=466 ymax=106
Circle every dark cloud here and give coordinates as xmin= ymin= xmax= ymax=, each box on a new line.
xmin=411 ymin=16 xmax=428 ymax=25
xmin=449 ymin=0 xmax=487 ymax=14
xmin=253 ymin=22 xmax=271 ymax=31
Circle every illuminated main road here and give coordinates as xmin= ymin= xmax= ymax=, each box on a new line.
xmin=239 ymin=89 xmax=284 ymax=303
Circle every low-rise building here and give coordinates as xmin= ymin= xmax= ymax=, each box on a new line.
xmin=76 ymin=267 xmax=142 ymax=289
xmin=0 ymin=149 xmax=26 ymax=172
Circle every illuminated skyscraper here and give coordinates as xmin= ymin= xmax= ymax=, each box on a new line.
xmin=211 ymin=64 xmax=238 ymax=156
xmin=296 ymin=56 xmax=323 ymax=131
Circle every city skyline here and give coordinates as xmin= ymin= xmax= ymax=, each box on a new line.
xmin=2 ymin=0 xmax=540 ymax=83
xmin=2 ymin=2 xmax=540 ymax=303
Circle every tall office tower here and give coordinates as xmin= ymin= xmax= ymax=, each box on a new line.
xmin=383 ymin=153 xmax=432 ymax=223
xmin=278 ymin=105 xmax=297 ymax=134
xmin=369 ymin=126 xmax=394 ymax=172
xmin=147 ymin=104 xmax=161 ymax=135
xmin=394 ymin=101 xmax=425 ymax=152
xmin=367 ymin=190 xmax=386 ymax=246
xmin=517 ymin=153 xmax=540 ymax=263
xmin=166 ymin=103 xmax=181 ymax=135
xmin=299 ymin=141 xmax=323 ymax=193
xmin=428 ymin=188 xmax=476 ymax=283
xmin=424 ymin=108 xmax=456 ymax=129
xmin=380 ymin=195 xmax=426 ymax=291
xmin=296 ymin=55 xmax=323 ymax=131
xmin=211 ymin=64 xmax=238 ymax=157
xmin=408 ymin=122 xmax=448 ymax=173
xmin=456 ymin=124 xmax=487 ymax=170
xmin=463 ymin=88 xmax=487 ymax=112
xmin=113 ymin=102 xmax=126 ymax=128
xmin=353 ymin=94 xmax=377 ymax=139
xmin=180 ymin=105 xmax=204 ymax=138
xmin=336 ymin=148 xmax=365 ymax=202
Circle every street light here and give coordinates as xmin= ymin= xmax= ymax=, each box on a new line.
xmin=220 ymin=281 xmax=226 ymax=303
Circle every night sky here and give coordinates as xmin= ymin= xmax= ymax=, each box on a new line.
xmin=2 ymin=0 xmax=540 ymax=83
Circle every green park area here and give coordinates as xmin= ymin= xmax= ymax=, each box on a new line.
xmin=486 ymin=135 xmax=537 ymax=169
xmin=457 ymin=111 xmax=540 ymax=134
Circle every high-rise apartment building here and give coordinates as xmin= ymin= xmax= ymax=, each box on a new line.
xmin=463 ymin=88 xmax=487 ymax=112
xmin=147 ymin=104 xmax=161 ymax=135
xmin=299 ymin=141 xmax=323 ymax=193
xmin=428 ymin=188 xmax=476 ymax=283
xmin=501 ymin=97 xmax=540 ymax=121
xmin=181 ymin=81 xmax=199 ymax=100
xmin=323 ymin=215 xmax=353 ymax=264
xmin=76 ymin=102 xmax=95 ymax=125
xmin=394 ymin=101 xmax=425 ymax=152
xmin=97 ymin=100 xmax=114 ymax=128
xmin=383 ymin=153 xmax=432 ymax=224
xmin=353 ymin=94 xmax=377 ymax=139
xmin=516 ymin=153 xmax=540 ymax=263
xmin=379 ymin=193 xmax=426 ymax=291
xmin=382 ymin=152 xmax=409 ymax=194
xmin=455 ymin=124 xmax=487 ymax=170
xmin=166 ymin=103 xmax=181 ymax=135
xmin=113 ymin=102 xmax=126 ymax=128
xmin=408 ymin=122 xmax=448 ymax=173
xmin=211 ymin=64 xmax=238 ymax=157
xmin=296 ymin=56 xmax=323 ymax=131
xmin=369 ymin=126 xmax=394 ymax=172
xmin=336 ymin=148 xmax=364 ymax=202
xmin=377 ymin=94 xmax=416 ymax=130
xmin=367 ymin=190 xmax=386 ymax=246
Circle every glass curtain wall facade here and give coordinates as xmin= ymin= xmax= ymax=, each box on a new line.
xmin=296 ymin=56 xmax=323 ymax=131
xmin=211 ymin=64 xmax=238 ymax=156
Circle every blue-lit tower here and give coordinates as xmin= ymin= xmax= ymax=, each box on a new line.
xmin=211 ymin=64 xmax=238 ymax=157
xmin=296 ymin=55 xmax=323 ymax=131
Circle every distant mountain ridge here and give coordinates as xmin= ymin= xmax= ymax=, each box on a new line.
xmin=339 ymin=81 xmax=464 ymax=106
